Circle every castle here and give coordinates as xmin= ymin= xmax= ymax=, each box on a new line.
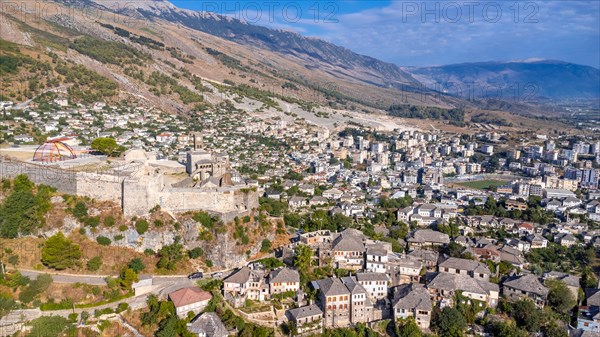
xmin=0 ymin=142 xmax=259 ymax=218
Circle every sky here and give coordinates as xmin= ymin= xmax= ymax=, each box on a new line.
xmin=169 ymin=0 xmax=600 ymax=68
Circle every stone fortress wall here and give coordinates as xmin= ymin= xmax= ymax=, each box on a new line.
xmin=0 ymin=156 xmax=259 ymax=217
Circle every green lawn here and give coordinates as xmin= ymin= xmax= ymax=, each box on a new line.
xmin=455 ymin=179 xmax=507 ymax=190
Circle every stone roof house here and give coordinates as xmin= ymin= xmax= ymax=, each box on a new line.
xmin=392 ymin=283 xmax=432 ymax=330
xmin=502 ymin=274 xmax=549 ymax=307
xmin=268 ymin=268 xmax=300 ymax=295
xmin=408 ymin=229 xmax=450 ymax=249
xmin=427 ymin=273 xmax=499 ymax=307
xmin=187 ymin=312 xmax=228 ymax=337
xmin=438 ymin=257 xmax=492 ymax=281
xmin=286 ymin=304 xmax=323 ymax=335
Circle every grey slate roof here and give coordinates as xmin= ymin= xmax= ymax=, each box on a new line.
xmin=313 ymin=277 xmax=350 ymax=297
xmin=503 ymin=274 xmax=549 ymax=297
xmin=428 ymin=272 xmax=499 ymax=296
xmin=188 ymin=312 xmax=228 ymax=337
xmin=356 ymin=272 xmax=390 ymax=282
xmin=269 ymin=268 xmax=300 ymax=284
xmin=223 ymin=266 xmax=263 ymax=284
xmin=408 ymin=229 xmax=450 ymax=244
xmin=286 ymin=304 xmax=323 ymax=321
xmin=392 ymin=283 xmax=432 ymax=311
xmin=332 ymin=234 xmax=365 ymax=252
xmin=439 ymin=257 xmax=492 ymax=275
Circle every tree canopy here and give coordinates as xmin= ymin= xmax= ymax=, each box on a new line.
xmin=41 ymin=232 xmax=82 ymax=270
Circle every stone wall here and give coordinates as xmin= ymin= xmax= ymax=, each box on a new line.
xmin=0 ymin=157 xmax=77 ymax=194
xmin=1 ymin=157 xmax=259 ymax=218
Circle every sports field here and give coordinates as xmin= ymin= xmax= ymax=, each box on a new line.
xmin=454 ymin=179 xmax=507 ymax=190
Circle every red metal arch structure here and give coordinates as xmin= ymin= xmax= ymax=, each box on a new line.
xmin=32 ymin=140 xmax=77 ymax=162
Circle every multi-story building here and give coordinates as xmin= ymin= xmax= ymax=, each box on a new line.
xmin=502 ymin=274 xmax=549 ymax=308
xmin=392 ymin=283 xmax=432 ymax=330
xmin=437 ymin=257 xmax=492 ymax=281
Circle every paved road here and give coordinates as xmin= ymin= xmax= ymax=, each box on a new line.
xmin=19 ymin=270 xmax=109 ymax=286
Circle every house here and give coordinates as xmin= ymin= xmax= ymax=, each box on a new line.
xmin=286 ymin=304 xmax=323 ymax=336
xmin=169 ymin=287 xmax=213 ymax=318
xmin=322 ymin=188 xmax=343 ymax=200
xmin=577 ymin=306 xmax=600 ymax=333
xmin=505 ymin=200 xmax=528 ymax=211
xmin=555 ymin=233 xmax=578 ymax=247
xmin=187 ymin=312 xmax=229 ymax=337
xmin=502 ymin=274 xmax=549 ymax=307
xmin=355 ymin=272 xmax=390 ymax=300
xmin=407 ymin=229 xmax=450 ymax=249
xmin=298 ymin=184 xmax=315 ymax=195
xmin=312 ymin=278 xmax=351 ymax=327
xmin=310 ymin=196 xmax=328 ymax=206
xmin=427 ymin=272 xmax=499 ymax=307
xmin=392 ymin=283 xmax=432 ymax=330
xmin=365 ymin=249 xmax=422 ymax=286
xmin=514 ymin=222 xmax=535 ymax=236
xmin=265 ymin=190 xmax=281 ymax=200
xmin=268 ymin=268 xmax=300 ymax=295
xmin=526 ymin=234 xmax=548 ymax=249
xmin=340 ymin=276 xmax=375 ymax=324
xmin=331 ymin=230 xmax=366 ymax=270
xmin=223 ymin=267 xmax=268 ymax=306
xmin=397 ymin=206 xmax=414 ymax=222
xmin=289 ymin=196 xmax=308 ymax=209
xmin=438 ymin=257 xmax=492 ymax=281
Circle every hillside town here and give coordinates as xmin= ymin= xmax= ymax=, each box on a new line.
xmin=0 ymin=95 xmax=599 ymax=337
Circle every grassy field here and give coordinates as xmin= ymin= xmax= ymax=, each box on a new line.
xmin=454 ymin=179 xmax=507 ymax=190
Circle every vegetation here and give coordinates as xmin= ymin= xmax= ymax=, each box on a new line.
xmin=0 ymin=175 xmax=54 ymax=238
xmin=69 ymin=35 xmax=150 ymax=65
xmin=41 ymin=232 xmax=82 ymax=270
xmin=157 ymin=239 xmax=184 ymax=270
xmin=91 ymin=137 xmax=125 ymax=157
xmin=388 ymin=104 xmax=465 ymax=122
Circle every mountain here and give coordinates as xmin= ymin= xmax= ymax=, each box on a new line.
xmin=408 ymin=60 xmax=600 ymax=100
xmin=93 ymin=0 xmax=422 ymax=90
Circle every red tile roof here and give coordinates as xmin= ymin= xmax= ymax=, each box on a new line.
xmin=169 ymin=287 xmax=212 ymax=308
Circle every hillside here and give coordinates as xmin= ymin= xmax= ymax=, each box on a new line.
xmin=409 ymin=60 xmax=600 ymax=100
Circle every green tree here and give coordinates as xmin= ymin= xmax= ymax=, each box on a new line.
xmin=293 ymin=245 xmax=313 ymax=282
xmin=119 ymin=268 xmax=138 ymax=290
xmin=41 ymin=232 xmax=82 ymax=270
xmin=433 ymin=307 xmax=467 ymax=337
xmin=511 ymin=299 xmax=541 ymax=332
xmin=188 ymin=247 xmax=203 ymax=259
xmin=128 ymin=258 xmax=146 ymax=273
xmin=260 ymin=239 xmax=272 ymax=253
xmin=546 ymin=279 xmax=576 ymax=314
xmin=157 ymin=241 xmax=184 ymax=270
xmin=91 ymin=137 xmax=124 ymax=156
xmin=87 ymin=256 xmax=102 ymax=271
xmin=395 ymin=317 xmax=423 ymax=337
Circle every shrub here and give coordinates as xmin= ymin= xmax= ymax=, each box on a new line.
xmin=188 ymin=247 xmax=203 ymax=259
xmin=128 ymin=258 xmax=145 ymax=273
xmin=103 ymin=216 xmax=115 ymax=227
xmin=73 ymin=202 xmax=88 ymax=218
xmin=87 ymin=256 xmax=102 ymax=271
xmin=260 ymin=239 xmax=272 ymax=252
xmin=135 ymin=219 xmax=149 ymax=234
xmin=96 ymin=236 xmax=111 ymax=246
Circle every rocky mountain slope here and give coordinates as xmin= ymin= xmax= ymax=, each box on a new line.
xmin=409 ymin=60 xmax=600 ymax=100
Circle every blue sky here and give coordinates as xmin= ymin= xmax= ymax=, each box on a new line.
xmin=170 ymin=0 xmax=600 ymax=68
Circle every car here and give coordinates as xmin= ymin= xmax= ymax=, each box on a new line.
xmin=187 ymin=272 xmax=203 ymax=280
xmin=211 ymin=272 xmax=223 ymax=279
